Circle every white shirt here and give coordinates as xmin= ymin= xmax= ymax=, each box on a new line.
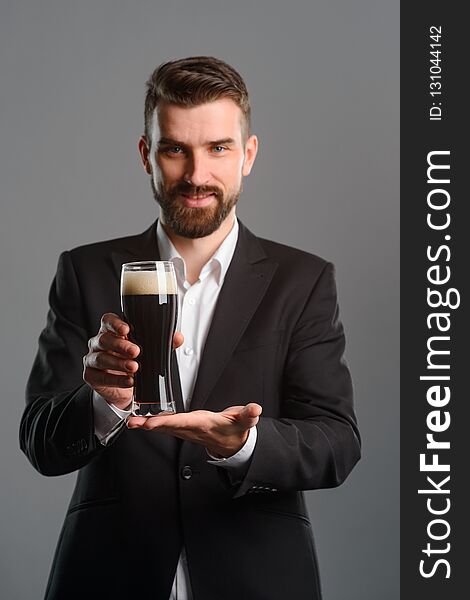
xmin=93 ymin=217 xmax=257 ymax=599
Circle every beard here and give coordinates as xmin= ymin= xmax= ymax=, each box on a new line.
xmin=151 ymin=178 xmax=242 ymax=239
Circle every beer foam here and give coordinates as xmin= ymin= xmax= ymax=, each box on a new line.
xmin=121 ymin=270 xmax=177 ymax=295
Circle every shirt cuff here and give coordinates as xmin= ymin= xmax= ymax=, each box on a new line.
xmin=206 ymin=425 xmax=257 ymax=469
xmin=93 ymin=391 xmax=132 ymax=446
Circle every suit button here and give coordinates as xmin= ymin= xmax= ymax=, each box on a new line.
xmin=181 ymin=466 xmax=193 ymax=480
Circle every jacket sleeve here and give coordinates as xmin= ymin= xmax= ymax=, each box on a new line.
xmin=231 ymin=262 xmax=361 ymax=498
xmin=20 ymin=251 xmax=108 ymax=476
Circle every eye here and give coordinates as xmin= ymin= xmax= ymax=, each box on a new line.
xmin=168 ymin=146 xmax=184 ymax=154
xmin=212 ymin=146 xmax=227 ymax=154
xmin=159 ymin=145 xmax=184 ymax=155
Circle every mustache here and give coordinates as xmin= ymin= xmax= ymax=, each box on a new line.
xmin=170 ymin=183 xmax=222 ymax=197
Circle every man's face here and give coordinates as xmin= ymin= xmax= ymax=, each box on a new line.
xmin=140 ymin=98 xmax=257 ymax=238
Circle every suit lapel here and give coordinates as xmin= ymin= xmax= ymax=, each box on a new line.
xmin=190 ymin=222 xmax=278 ymax=411
xmin=110 ymin=220 xmax=161 ymax=284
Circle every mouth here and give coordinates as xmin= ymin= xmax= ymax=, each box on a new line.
xmin=179 ymin=193 xmax=217 ymax=208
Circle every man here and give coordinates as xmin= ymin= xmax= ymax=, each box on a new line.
xmin=21 ymin=56 xmax=360 ymax=600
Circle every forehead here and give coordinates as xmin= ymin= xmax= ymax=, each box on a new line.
xmin=154 ymin=98 xmax=244 ymax=144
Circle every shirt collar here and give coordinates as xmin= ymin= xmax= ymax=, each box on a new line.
xmin=156 ymin=218 xmax=239 ymax=286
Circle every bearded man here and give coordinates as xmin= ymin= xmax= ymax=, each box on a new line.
xmin=21 ymin=56 xmax=361 ymax=600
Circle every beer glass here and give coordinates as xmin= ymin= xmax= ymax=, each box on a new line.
xmin=120 ymin=261 xmax=178 ymax=416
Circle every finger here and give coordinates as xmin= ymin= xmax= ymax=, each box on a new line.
xmin=237 ymin=403 xmax=263 ymax=427
xmin=244 ymin=403 xmax=263 ymax=417
xmin=221 ymin=405 xmax=246 ymax=414
xmin=127 ymin=413 xmax=192 ymax=431
xmin=100 ymin=313 xmax=130 ymax=337
xmin=86 ymin=351 xmax=138 ymax=374
xmin=173 ymin=331 xmax=184 ymax=349
xmin=84 ymin=367 xmax=134 ymax=388
xmin=126 ymin=416 xmax=148 ymax=429
xmin=221 ymin=404 xmax=262 ymax=418
xmin=142 ymin=413 xmax=191 ymax=430
xmin=89 ymin=331 xmax=140 ymax=358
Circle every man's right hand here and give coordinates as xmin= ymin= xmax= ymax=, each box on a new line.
xmin=83 ymin=313 xmax=184 ymax=411
xmin=83 ymin=313 xmax=139 ymax=410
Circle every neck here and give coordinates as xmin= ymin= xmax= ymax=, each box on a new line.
xmin=160 ymin=209 xmax=236 ymax=284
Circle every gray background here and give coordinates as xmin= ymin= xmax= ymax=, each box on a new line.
xmin=0 ymin=1 xmax=399 ymax=598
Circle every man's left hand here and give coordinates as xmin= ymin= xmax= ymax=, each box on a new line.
xmin=126 ymin=403 xmax=262 ymax=458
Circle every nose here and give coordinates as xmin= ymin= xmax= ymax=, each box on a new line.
xmin=184 ymin=153 xmax=211 ymax=187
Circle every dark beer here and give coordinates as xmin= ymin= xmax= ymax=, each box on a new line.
xmin=121 ymin=263 xmax=178 ymax=416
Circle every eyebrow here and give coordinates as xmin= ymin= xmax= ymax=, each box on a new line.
xmin=158 ymin=137 xmax=236 ymax=147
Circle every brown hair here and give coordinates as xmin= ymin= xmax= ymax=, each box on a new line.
xmin=144 ymin=56 xmax=251 ymax=144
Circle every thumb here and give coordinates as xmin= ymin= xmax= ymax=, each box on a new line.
xmin=238 ymin=403 xmax=262 ymax=427
xmin=173 ymin=331 xmax=184 ymax=349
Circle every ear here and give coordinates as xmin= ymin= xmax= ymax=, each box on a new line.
xmin=242 ymin=135 xmax=258 ymax=176
xmin=138 ymin=136 xmax=153 ymax=175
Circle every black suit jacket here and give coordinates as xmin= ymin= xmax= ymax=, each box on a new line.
xmin=21 ymin=219 xmax=360 ymax=600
